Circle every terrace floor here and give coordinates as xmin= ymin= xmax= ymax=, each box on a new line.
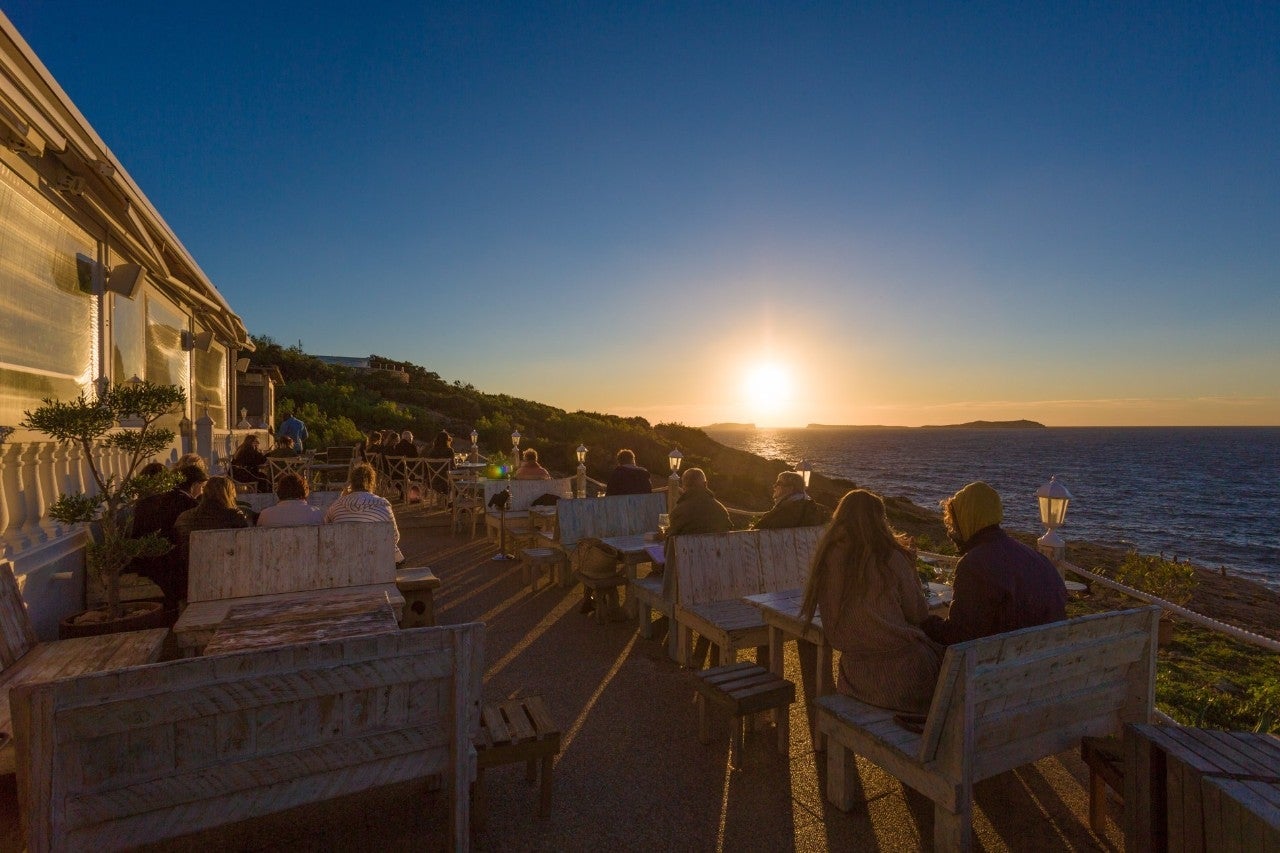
xmin=1 ymin=506 xmax=1125 ymax=851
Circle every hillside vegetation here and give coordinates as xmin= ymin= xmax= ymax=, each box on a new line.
xmin=250 ymin=336 xmax=942 ymax=534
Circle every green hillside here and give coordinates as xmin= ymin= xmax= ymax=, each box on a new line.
xmin=249 ymin=336 xmax=947 ymax=541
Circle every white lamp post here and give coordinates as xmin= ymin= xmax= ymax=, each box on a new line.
xmin=575 ymin=444 xmax=587 ymax=498
xmin=796 ymin=459 xmax=813 ymax=489
xmin=667 ymin=449 xmax=683 ymax=513
xmin=470 ymin=429 xmax=479 ymax=463
xmin=511 ymin=430 xmax=521 ymax=474
xmin=1035 ymin=475 xmax=1073 ymax=563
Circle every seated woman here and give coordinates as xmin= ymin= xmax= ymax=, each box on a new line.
xmin=257 ymin=472 xmax=324 ymax=527
xmin=512 ymin=448 xmax=552 ymax=480
xmin=324 ymin=463 xmax=404 ymax=562
xmin=800 ymin=489 xmax=942 ymax=715
xmin=173 ymin=475 xmax=250 ymax=575
xmin=230 ymin=434 xmax=270 ymax=492
xmin=423 ymin=430 xmax=455 ymax=497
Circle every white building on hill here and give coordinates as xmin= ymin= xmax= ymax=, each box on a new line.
xmin=0 ymin=12 xmax=253 ymax=635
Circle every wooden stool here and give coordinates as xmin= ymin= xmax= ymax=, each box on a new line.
xmin=520 ymin=547 xmax=567 ymax=592
xmin=1081 ymin=735 xmax=1124 ymax=833
xmin=580 ymin=574 xmax=627 ymax=624
xmin=473 ymin=695 xmax=561 ymax=826
xmin=693 ymin=663 xmax=795 ymax=769
xmin=395 ymin=566 xmax=440 ymax=628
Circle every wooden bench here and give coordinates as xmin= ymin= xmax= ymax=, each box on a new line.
xmin=12 ymin=622 xmax=484 ymax=852
xmin=175 ymin=522 xmax=437 ymax=655
xmin=693 ymin=663 xmax=795 ymax=769
xmin=658 ymin=526 xmax=824 ymax=666
xmin=521 ymin=493 xmax=667 ymax=590
xmin=482 ymin=477 xmax=574 ymax=542
xmin=0 ymin=560 xmax=167 ymax=778
xmin=816 ymin=606 xmax=1160 ymax=852
xmin=1081 ymin=735 xmax=1124 ymax=834
xmin=473 ymin=695 xmax=561 ymax=824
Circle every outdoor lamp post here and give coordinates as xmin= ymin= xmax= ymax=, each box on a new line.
xmin=575 ymin=444 xmax=587 ymax=498
xmin=797 ymin=459 xmax=813 ymax=489
xmin=470 ymin=429 xmax=479 ymax=463
xmin=667 ymin=449 xmax=683 ymax=513
xmin=1035 ymin=475 xmax=1073 ymax=564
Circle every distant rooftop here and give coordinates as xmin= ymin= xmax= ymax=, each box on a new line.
xmin=314 ymin=355 xmax=372 ymax=369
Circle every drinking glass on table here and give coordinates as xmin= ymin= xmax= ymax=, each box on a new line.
xmin=657 ymin=513 xmax=670 ymax=537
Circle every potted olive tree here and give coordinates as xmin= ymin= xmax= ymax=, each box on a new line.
xmin=21 ymin=381 xmax=186 ymax=634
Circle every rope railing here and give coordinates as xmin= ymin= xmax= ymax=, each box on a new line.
xmin=1062 ymin=561 xmax=1280 ymax=654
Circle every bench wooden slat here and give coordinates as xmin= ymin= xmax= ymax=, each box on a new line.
xmin=13 ymin=623 xmax=484 ymax=853
xmin=817 ymin=607 xmax=1160 ymax=852
xmin=501 ymin=699 xmax=537 ymax=744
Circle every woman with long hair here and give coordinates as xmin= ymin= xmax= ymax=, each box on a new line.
xmin=173 ymin=475 xmax=250 ymax=579
xmin=230 ymin=433 xmax=270 ymax=492
xmin=800 ymin=489 xmax=942 ymax=714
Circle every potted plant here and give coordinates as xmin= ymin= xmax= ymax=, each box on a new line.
xmin=1112 ymin=552 xmax=1198 ymax=645
xmin=21 ymin=381 xmax=187 ymax=634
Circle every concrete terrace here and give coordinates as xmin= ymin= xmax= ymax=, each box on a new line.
xmin=0 ymin=507 xmax=1125 ymax=851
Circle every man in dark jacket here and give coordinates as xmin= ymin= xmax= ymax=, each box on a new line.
xmin=605 ymin=449 xmax=652 ymax=496
xmin=129 ymin=464 xmax=207 ymax=610
xmin=666 ymin=468 xmax=732 ymax=537
xmin=752 ymin=471 xmax=829 ymax=529
xmin=923 ymin=481 xmax=1067 ymax=645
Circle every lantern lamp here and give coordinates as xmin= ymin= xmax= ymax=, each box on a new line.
xmin=668 ymin=448 xmax=683 ymax=473
xmin=1035 ymin=476 xmax=1073 ymax=561
xmin=576 ymin=444 xmax=587 ymax=465
xmin=797 ymin=459 xmax=813 ymax=488
xmin=511 ymin=430 xmax=521 ymax=448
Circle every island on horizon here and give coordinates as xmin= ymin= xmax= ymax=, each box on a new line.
xmin=705 ymin=420 xmax=1047 ymax=431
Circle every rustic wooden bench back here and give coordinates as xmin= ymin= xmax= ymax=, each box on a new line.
xmin=919 ymin=606 xmax=1158 ymax=780
xmin=671 ymin=526 xmax=825 ymax=608
xmin=187 ymin=522 xmax=397 ymax=603
xmin=816 ymin=606 xmax=1159 ymax=850
xmin=0 ymin=560 xmax=38 ymax=672
xmin=554 ymin=492 xmax=667 ymax=549
xmin=481 ymin=477 xmax=574 ymax=514
xmin=13 ymin=622 xmax=485 ymax=853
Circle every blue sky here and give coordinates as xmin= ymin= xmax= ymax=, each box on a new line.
xmin=8 ymin=1 xmax=1278 ymax=426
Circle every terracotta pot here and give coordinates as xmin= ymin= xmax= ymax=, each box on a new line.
xmin=58 ymin=600 xmax=170 ymax=639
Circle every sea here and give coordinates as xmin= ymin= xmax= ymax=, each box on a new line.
xmin=706 ymin=427 xmax=1280 ymax=591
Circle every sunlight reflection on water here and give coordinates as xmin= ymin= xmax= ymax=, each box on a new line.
xmin=710 ymin=426 xmax=1280 ymax=589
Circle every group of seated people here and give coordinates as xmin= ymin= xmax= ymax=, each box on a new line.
xmin=129 ymin=452 xmax=405 ymax=616
xmin=648 ymin=464 xmax=1068 ymax=715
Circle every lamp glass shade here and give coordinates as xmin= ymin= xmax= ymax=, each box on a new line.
xmin=511 ymin=430 xmax=521 ymax=447
xmin=797 ymin=459 xmax=813 ymax=488
xmin=1035 ymin=477 xmax=1073 ymax=527
xmin=576 ymin=444 xmax=587 ymax=464
xmin=470 ymin=429 xmax=479 ymax=445
xmin=668 ymin=449 xmax=683 ymax=472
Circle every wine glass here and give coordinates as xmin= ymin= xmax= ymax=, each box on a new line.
xmin=657 ymin=513 xmax=670 ymax=537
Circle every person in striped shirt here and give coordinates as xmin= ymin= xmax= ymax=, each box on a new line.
xmin=324 ymin=463 xmax=404 ymax=562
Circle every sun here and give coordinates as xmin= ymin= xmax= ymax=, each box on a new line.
xmin=742 ymin=362 xmax=793 ymax=423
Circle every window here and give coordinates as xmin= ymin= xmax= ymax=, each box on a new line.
xmin=0 ymin=165 xmax=97 ymax=424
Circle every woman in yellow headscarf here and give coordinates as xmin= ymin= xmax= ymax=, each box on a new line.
xmin=922 ymin=481 xmax=1067 ymax=645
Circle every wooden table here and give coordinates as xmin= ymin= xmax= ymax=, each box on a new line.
xmin=202 ymin=590 xmax=399 ymax=655
xmin=1125 ymin=723 xmax=1280 ymax=852
xmin=601 ymin=533 xmax=662 ymax=617
xmin=176 ymin=583 xmax=406 ymax=656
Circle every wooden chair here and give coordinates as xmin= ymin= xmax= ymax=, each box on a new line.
xmin=816 ymin=606 xmax=1160 ymax=852
xmin=266 ymin=455 xmax=308 ymax=489
xmin=451 ymin=473 xmax=484 ymax=538
xmin=0 ymin=560 xmax=167 ymax=777
xmin=398 ymin=457 xmax=430 ymax=506
xmin=420 ymin=458 xmax=451 ymax=507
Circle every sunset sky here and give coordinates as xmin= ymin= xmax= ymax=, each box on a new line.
xmin=8 ymin=3 xmax=1278 ymax=427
